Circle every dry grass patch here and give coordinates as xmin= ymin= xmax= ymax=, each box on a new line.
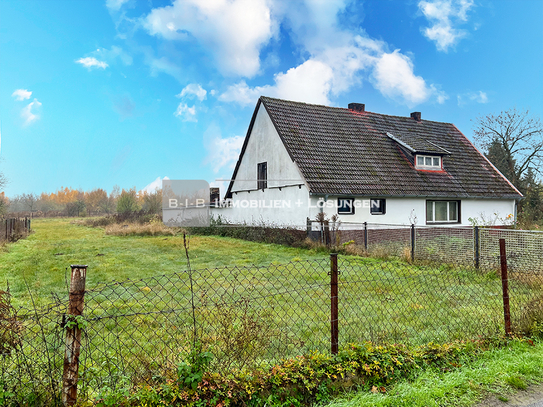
xmin=105 ymin=222 xmax=183 ymax=237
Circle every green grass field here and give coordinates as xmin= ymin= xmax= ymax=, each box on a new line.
xmin=2 ymin=218 xmax=543 ymax=405
xmin=325 ymin=338 xmax=543 ymax=407
xmin=0 ymin=218 xmax=325 ymax=308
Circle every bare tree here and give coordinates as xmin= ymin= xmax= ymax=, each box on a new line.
xmin=20 ymin=193 xmax=38 ymax=217
xmin=473 ymin=108 xmax=543 ymax=187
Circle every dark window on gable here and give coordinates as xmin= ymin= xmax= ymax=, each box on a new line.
xmin=338 ymin=198 xmax=354 ymax=215
xmin=370 ymin=199 xmax=386 ymax=215
xmin=257 ymin=162 xmax=267 ymax=190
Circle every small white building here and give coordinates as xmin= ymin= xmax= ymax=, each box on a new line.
xmin=213 ymin=97 xmax=522 ymax=228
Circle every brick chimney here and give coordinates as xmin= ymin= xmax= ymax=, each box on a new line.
xmin=410 ymin=112 xmax=421 ymax=122
xmin=348 ymin=103 xmax=365 ymax=112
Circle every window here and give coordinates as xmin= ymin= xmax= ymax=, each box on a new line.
xmin=338 ymin=198 xmax=354 ymax=215
xmin=257 ymin=162 xmax=267 ymax=190
xmin=426 ymin=200 xmax=459 ymax=223
xmin=416 ymin=155 xmax=441 ymax=170
xmin=370 ymin=199 xmax=386 ymax=215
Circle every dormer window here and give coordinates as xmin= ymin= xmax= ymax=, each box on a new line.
xmin=416 ymin=155 xmax=441 ymax=170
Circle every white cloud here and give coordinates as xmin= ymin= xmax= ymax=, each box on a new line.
xmin=143 ymin=0 xmax=276 ymax=77
xmin=457 ymin=90 xmax=488 ymax=106
xmin=75 ymin=57 xmax=109 ymax=69
xmin=95 ymin=45 xmax=133 ymax=66
xmin=12 ymin=89 xmax=32 ymax=101
xmin=221 ymin=45 xmax=443 ymax=108
xmin=219 ymin=59 xmax=334 ymax=106
xmin=472 ymin=90 xmax=488 ymax=103
xmin=177 ymin=84 xmax=207 ymax=101
xmin=147 ymin=55 xmax=184 ymax=81
xmin=203 ymin=124 xmax=244 ymax=174
xmin=219 ymin=81 xmax=264 ymax=106
xmin=433 ymin=86 xmax=449 ymax=104
xmin=137 ymin=0 xmax=443 ymax=107
xmin=217 ymin=2 xmax=444 ymax=107
xmin=174 ymin=103 xmax=197 ymax=122
xmin=21 ymin=98 xmax=42 ymax=125
xmin=371 ymin=50 xmax=432 ymax=106
xmin=418 ymin=0 xmax=474 ymax=51
xmin=106 ymin=0 xmax=130 ymax=12
xmin=272 ymin=60 xmax=334 ymax=105
xmin=142 ymin=176 xmax=169 ymax=194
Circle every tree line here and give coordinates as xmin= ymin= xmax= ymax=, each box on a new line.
xmin=0 ymin=186 xmax=162 ymax=218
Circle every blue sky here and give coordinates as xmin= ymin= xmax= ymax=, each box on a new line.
xmin=1 ymin=0 xmax=542 ymax=197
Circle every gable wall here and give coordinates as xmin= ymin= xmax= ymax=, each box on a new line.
xmin=230 ymin=105 xmax=305 ymax=192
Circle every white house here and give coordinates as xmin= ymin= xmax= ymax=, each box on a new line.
xmin=212 ymin=97 xmax=522 ymax=228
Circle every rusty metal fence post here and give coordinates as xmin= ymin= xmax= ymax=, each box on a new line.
xmin=330 ymin=253 xmax=339 ymax=355
xmin=62 ymin=265 xmax=88 ymax=406
xmin=363 ymin=222 xmax=368 ymax=251
xmin=410 ymin=224 xmax=415 ymax=262
xmin=474 ymin=226 xmax=480 ymax=269
xmin=499 ymin=239 xmax=512 ymax=336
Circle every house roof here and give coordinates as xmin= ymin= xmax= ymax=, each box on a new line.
xmin=226 ymin=96 xmax=522 ymax=200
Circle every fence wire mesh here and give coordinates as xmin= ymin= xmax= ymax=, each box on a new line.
xmin=2 ymin=230 xmax=543 ymax=405
xmin=0 ymin=294 xmax=66 ymax=406
xmin=480 ymin=228 xmax=543 ymax=271
xmin=318 ymin=222 xmax=541 ymax=269
xmin=79 ymin=259 xmax=331 ymax=391
xmin=75 ymin=253 xmax=543 ymax=393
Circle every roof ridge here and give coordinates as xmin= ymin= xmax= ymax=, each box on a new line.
xmin=259 ymin=95 xmax=454 ymax=125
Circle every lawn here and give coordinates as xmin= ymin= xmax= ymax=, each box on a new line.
xmin=1 ymin=218 xmax=542 ymax=406
xmin=0 ymin=218 xmax=325 ymax=308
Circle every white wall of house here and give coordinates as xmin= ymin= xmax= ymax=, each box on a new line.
xmin=229 ymin=105 xmax=305 ymax=192
xmin=213 ymin=194 xmax=516 ymax=228
xmin=308 ymin=196 xmax=516 ymax=227
xmin=212 ymin=185 xmax=312 ymax=227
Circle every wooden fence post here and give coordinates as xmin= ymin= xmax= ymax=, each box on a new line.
xmin=330 ymin=253 xmax=339 ymax=355
xmin=62 ymin=265 xmax=88 ymax=406
xmin=499 ymin=239 xmax=512 ymax=336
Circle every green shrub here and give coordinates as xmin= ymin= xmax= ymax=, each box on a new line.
xmin=91 ymin=338 xmax=509 ymax=407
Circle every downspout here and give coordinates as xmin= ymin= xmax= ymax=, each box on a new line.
xmin=514 ymin=199 xmax=519 ymax=229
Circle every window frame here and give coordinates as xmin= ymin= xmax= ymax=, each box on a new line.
xmin=370 ymin=199 xmax=386 ymax=215
xmin=257 ymin=162 xmax=267 ymax=190
xmin=337 ymin=198 xmax=355 ymax=215
xmin=426 ymin=200 xmax=460 ymax=224
xmin=416 ymin=155 xmax=442 ymax=170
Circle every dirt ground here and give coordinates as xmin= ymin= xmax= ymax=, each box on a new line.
xmin=475 ymin=384 xmax=543 ymax=407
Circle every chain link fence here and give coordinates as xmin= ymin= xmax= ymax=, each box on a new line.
xmin=1 ymin=238 xmax=543 ymax=405
xmin=314 ymin=221 xmax=543 ymax=270
xmin=0 ymin=294 xmax=66 ymax=406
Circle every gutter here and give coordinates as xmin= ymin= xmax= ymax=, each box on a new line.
xmin=308 ymin=192 xmax=522 ymax=200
